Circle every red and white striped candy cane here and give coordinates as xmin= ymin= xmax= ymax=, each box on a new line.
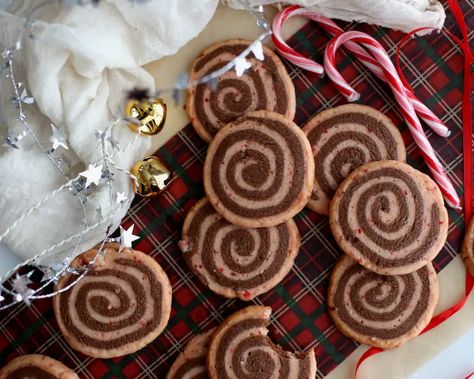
xmin=272 ymin=5 xmax=450 ymax=137
xmin=324 ymin=31 xmax=460 ymax=208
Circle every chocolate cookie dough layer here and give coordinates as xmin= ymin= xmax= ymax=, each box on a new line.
xmin=328 ymin=255 xmax=439 ymax=349
xmin=53 ymin=243 xmax=172 ymax=358
xmin=303 ymin=104 xmax=406 ymax=215
xmin=166 ymin=328 xmax=216 ymax=379
xmin=462 ymin=217 xmax=474 ymax=277
xmin=180 ymin=197 xmax=300 ymax=300
xmin=187 ymin=39 xmax=296 ymax=142
xmin=204 ymin=110 xmax=314 ymax=228
xmin=207 ymin=306 xmax=317 ymax=379
xmin=329 ymin=160 xmax=448 ymax=275
xmin=0 ymin=354 xmax=78 ymax=379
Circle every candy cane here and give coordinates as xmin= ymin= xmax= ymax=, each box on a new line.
xmin=272 ymin=5 xmax=450 ymax=137
xmin=324 ymin=31 xmax=460 ymax=208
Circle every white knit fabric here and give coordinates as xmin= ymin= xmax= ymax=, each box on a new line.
xmin=225 ymin=0 xmax=445 ymax=34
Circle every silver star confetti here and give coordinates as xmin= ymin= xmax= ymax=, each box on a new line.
xmin=101 ymin=166 xmax=114 ymax=182
xmin=234 ymin=57 xmax=252 ymax=77
xmin=12 ymin=274 xmax=34 ymax=305
xmin=250 ymin=41 xmax=264 ymax=61
xmin=39 ymin=263 xmax=64 ymax=284
xmin=119 ymin=225 xmax=140 ymax=248
xmin=95 ymin=129 xmax=106 ymax=140
xmin=4 ymin=130 xmax=27 ymax=149
xmin=79 ymin=163 xmax=103 ymax=187
xmin=50 ymin=124 xmax=69 ymax=151
xmin=70 ymin=177 xmax=92 ymax=204
xmin=11 ymin=88 xmax=34 ymax=107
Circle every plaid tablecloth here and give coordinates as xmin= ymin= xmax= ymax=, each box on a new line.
xmin=1 ymin=2 xmax=473 ymax=378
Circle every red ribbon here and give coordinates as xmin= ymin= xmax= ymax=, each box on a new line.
xmin=356 ymin=1 xmax=473 ymax=377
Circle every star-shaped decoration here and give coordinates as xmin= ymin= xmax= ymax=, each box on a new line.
xmin=39 ymin=262 xmax=64 ymax=284
xmin=11 ymin=88 xmax=34 ymax=107
xmin=116 ymin=191 xmax=128 ymax=204
xmin=12 ymin=274 xmax=34 ymax=305
xmin=250 ymin=41 xmax=264 ymax=61
xmin=95 ymin=129 xmax=106 ymax=140
xmin=1 ymin=47 xmax=13 ymax=60
xmin=101 ymin=166 xmax=114 ymax=182
xmin=69 ymin=177 xmax=92 ymax=204
xmin=79 ymin=163 xmax=103 ymax=187
xmin=119 ymin=225 xmax=140 ymax=249
xmin=234 ymin=57 xmax=252 ymax=77
xmin=4 ymin=130 xmax=27 ymax=149
xmin=50 ymin=124 xmax=69 ymax=151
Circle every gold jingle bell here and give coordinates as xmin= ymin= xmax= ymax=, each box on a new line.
xmin=130 ymin=156 xmax=172 ymax=197
xmin=125 ymin=98 xmax=167 ymax=135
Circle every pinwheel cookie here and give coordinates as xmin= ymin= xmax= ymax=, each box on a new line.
xmin=180 ymin=197 xmax=300 ymax=300
xmin=204 ymin=110 xmax=314 ymax=228
xmin=187 ymin=39 xmax=295 ymax=142
xmin=53 ymin=243 xmax=172 ymax=358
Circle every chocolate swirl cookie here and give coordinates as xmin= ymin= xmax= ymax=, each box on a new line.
xmin=207 ymin=306 xmax=317 ymax=379
xmin=328 ymin=255 xmax=439 ymax=349
xmin=166 ymin=328 xmax=216 ymax=379
xmin=303 ymin=104 xmax=406 ymax=215
xmin=0 ymin=354 xmax=78 ymax=379
xmin=329 ymin=160 xmax=448 ymax=275
xmin=204 ymin=111 xmax=314 ymax=228
xmin=462 ymin=217 xmax=474 ymax=277
xmin=53 ymin=243 xmax=172 ymax=358
xmin=187 ymin=39 xmax=296 ymax=142
xmin=179 ymin=197 xmax=300 ymax=300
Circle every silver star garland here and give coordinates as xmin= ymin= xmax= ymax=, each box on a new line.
xmin=12 ymin=274 xmax=35 ymax=305
xmin=50 ymin=124 xmax=69 ymax=151
xmin=0 ymin=0 xmax=271 ymax=310
xmin=119 ymin=225 xmax=140 ymax=249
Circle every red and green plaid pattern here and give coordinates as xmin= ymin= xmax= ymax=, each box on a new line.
xmin=0 ymin=1 xmax=473 ymax=377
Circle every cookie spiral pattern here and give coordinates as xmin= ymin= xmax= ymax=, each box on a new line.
xmin=166 ymin=328 xmax=216 ymax=379
xmin=328 ymin=256 xmax=439 ymax=349
xmin=303 ymin=104 xmax=406 ymax=215
xmin=207 ymin=306 xmax=317 ymax=379
xmin=330 ymin=161 xmax=448 ymax=275
xmin=54 ymin=244 xmax=172 ymax=358
xmin=187 ymin=39 xmax=295 ymax=142
xmin=0 ymin=354 xmax=78 ymax=379
xmin=204 ymin=111 xmax=314 ymax=228
xmin=180 ymin=198 xmax=300 ymax=300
